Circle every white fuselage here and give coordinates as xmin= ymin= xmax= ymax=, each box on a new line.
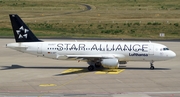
xmin=7 ymin=14 xmax=177 ymax=70
xmin=6 ymin=41 xmax=176 ymax=62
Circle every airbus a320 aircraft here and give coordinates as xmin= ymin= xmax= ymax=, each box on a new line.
xmin=6 ymin=14 xmax=176 ymax=71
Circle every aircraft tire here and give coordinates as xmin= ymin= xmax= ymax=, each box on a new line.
xmin=150 ymin=66 xmax=155 ymax=70
xmin=88 ymin=65 xmax=94 ymax=71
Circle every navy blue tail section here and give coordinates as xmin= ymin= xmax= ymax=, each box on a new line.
xmin=9 ymin=14 xmax=42 ymax=42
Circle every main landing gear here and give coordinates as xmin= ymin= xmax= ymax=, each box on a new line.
xmin=88 ymin=65 xmax=94 ymax=71
xmin=87 ymin=61 xmax=102 ymax=71
xmin=150 ymin=61 xmax=155 ymax=70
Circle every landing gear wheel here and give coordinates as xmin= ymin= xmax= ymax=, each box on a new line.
xmin=150 ymin=61 xmax=155 ymax=70
xmin=88 ymin=65 xmax=94 ymax=71
xmin=150 ymin=66 xmax=154 ymax=70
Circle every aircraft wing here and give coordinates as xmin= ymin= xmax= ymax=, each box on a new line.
xmin=64 ymin=54 xmax=125 ymax=61
xmin=56 ymin=54 xmax=125 ymax=60
xmin=66 ymin=54 xmax=124 ymax=58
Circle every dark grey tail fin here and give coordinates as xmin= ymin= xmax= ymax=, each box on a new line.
xmin=9 ymin=14 xmax=42 ymax=42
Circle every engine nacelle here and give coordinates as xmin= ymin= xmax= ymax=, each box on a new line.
xmin=101 ymin=58 xmax=119 ymax=68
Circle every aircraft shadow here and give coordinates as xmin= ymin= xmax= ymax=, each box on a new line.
xmin=0 ymin=65 xmax=171 ymax=76
xmin=0 ymin=64 xmax=86 ymax=70
xmin=0 ymin=65 xmax=171 ymax=71
xmin=0 ymin=64 xmax=91 ymax=76
xmin=119 ymin=66 xmax=171 ymax=70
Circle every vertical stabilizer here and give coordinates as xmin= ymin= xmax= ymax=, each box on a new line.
xmin=9 ymin=14 xmax=42 ymax=42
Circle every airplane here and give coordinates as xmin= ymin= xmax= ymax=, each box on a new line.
xmin=6 ymin=14 xmax=176 ymax=71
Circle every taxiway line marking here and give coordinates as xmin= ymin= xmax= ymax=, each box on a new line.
xmin=61 ymin=68 xmax=125 ymax=74
xmin=61 ymin=68 xmax=83 ymax=74
xmin=95 ymin=69 xmax=125 ymax=74
xmin=39 ymin=84 xmax=57 ymax=87
xmin=38 ymin=70 xmax=87 ymax=97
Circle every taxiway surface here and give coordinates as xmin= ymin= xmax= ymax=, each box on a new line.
xmin=0 ymin=39 xmax=180 ymax=97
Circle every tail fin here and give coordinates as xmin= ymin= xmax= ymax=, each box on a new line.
xmin=9 ymin=14 xmax=42 ymax=42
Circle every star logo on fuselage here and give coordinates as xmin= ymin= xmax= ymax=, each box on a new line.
xmin=16 ymin=26 xmax=29 ymax=39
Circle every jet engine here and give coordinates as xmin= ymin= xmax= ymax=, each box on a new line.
xmin=101 ymin=58 xmax=119 ymax=68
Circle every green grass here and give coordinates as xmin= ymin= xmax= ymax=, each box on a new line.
xmin=0 ymin=0 xmax=180 ymax=39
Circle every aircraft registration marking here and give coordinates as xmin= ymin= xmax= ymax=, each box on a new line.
xmin=61 ymin=69 xmax=124 ymax=74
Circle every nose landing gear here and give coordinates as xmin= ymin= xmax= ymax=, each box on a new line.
xmin=150 ymin=61 xmax=154 ymax=70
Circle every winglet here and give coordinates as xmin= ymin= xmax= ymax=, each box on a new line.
xmin=9 ymin=14 xmax=42 ymax=42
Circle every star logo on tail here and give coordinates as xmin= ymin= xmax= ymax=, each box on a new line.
xmin=16 ymin=26 xmax=29 ymax=39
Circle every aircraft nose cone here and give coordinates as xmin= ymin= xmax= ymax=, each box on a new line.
xmin=169 ymin=51 xmax=176 ymax=58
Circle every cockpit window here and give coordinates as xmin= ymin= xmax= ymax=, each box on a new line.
xmin=163 ymin=48 xmax=169 ymax=51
